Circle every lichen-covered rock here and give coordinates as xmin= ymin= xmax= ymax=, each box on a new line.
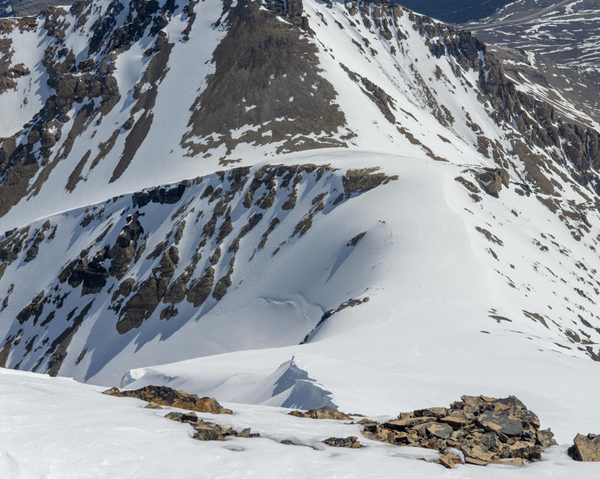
xmin=165 ymin=411 xmax=199 ymax=423
xmin=288 ymin=407 xmax=352 ymax=420
xmin=438 ymin=451 xmax=463 ymax=469
xmin=568 ymin=433 xmax=600 ymax=461
xmin=102 ymin=386 xmax=233 ymax=414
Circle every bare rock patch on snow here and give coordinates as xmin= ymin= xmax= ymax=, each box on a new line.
xmin=103 ymin=385 xmax=233 ymax=414
xmin=360 ymin=394 xmax=556 ymax=469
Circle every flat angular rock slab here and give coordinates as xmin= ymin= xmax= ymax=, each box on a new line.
xmin=477 ymin=411 xmax=523 ymax=436
xmin=103 ymin=385 xmax=233 ymax=414
xmin=568 ymin=433 xmax=600 ymax=461
xmin=384 ymin=416 xmax=435 ymax=430
xmin=426 ymin=422 xmax=453 ymax=439
xmin=438 ymin=451 xmax=462 ymax=469
xmin=165 ymin=411 xmax=199 ymax=423
xmin=440 ymin=411 xmax=473 ymax=429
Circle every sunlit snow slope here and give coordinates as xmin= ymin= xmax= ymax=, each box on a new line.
xmin=4 ymin=367 xmax=600 ymax=479
xmin=0 ymin=0 xmax=600 ymax=447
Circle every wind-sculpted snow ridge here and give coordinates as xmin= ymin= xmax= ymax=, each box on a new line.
xmin=1 ymin=0 xmax=600 ymax=231
xmin=4 ymin=148 xmax=600 ymax=387
xmin=125 ymin=356 xmax=339 ymax=410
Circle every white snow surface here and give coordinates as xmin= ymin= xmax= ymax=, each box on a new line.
xmin=1 ymin=367 xmax=599 ymax=479
xmin=0 ymin=0 xmax=600 ymax=476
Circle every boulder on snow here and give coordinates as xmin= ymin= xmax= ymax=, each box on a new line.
xmin=102 ymin=385 xmax=233 ymax=414
xmin=322 ymin=436 xmax=362 ymax=448
xmin=568 ymin=433 xmax=600 ymax=461
xmin=360 ymin=395 xmax=555 ymax=468
xmin=192 ymin=420 xmax=260 ymax=441
xmin=165 ymin=411 xmax=198 ymax=423
xmin=288 ymin=406 xmax=352 ymax=420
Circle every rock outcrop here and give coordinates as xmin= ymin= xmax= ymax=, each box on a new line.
xmin=360 ymin=395 xmax=556 ymax=468
xmin=103 ymin=386 xmax=233 ymax=414
xmin=568 ymin=433 xmax=600 ymax=462
xmin=288 ymin=407 xmax=352 ymax=420
xmin=478 ymin=168 xmax=510 ymax=198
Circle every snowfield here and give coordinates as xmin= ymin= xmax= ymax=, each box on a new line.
xmin=1 ymin=367 xmax=599 ymax=479
xmin=1 ymin=0 xmax=600 ymax=476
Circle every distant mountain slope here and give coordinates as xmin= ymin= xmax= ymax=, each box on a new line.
xmin=0 ymin=0 xmax=71 ymax=17
xmin=465 ymin=0 xmax=600 ymax=128
xmin=396 ymin=0 xmax=513 ymax=23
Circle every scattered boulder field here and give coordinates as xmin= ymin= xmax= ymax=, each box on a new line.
xmin=103 ymin=386 xmax=600 ymax=468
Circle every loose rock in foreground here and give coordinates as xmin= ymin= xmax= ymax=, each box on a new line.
xmin=103 ymin=385 xmax=233 ymax=414
xmin=568 ymin=433 xmax=600 ymax=462
xmin=323 ymin=436 xmax=363 ymax=448
xmin=193 ymin=420 xmax=259 ymax=441
xmin=164 ymin=412 xmax=260 ymax=441
xmin=288 ymin=406 xmax=352 ymax=420
xmin=360 ymin=395 xmax=556 ymax=468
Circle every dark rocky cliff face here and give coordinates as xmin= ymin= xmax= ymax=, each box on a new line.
xmin=181 ymin=0 xmax=348 ymax=157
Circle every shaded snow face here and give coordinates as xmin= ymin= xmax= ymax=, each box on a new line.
xmin=0 ymin=161 xmax=394 ymax=383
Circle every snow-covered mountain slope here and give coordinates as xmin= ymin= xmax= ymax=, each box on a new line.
xmin=1 ymin=0 xmax=600 ymax=229
xmin=1 ymin=0 xmax=600 ymax=438
xmin=4 ymin=367 xmax=599 ymax=479
xmin=2 ymin=149 xmax=600 ymax=393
